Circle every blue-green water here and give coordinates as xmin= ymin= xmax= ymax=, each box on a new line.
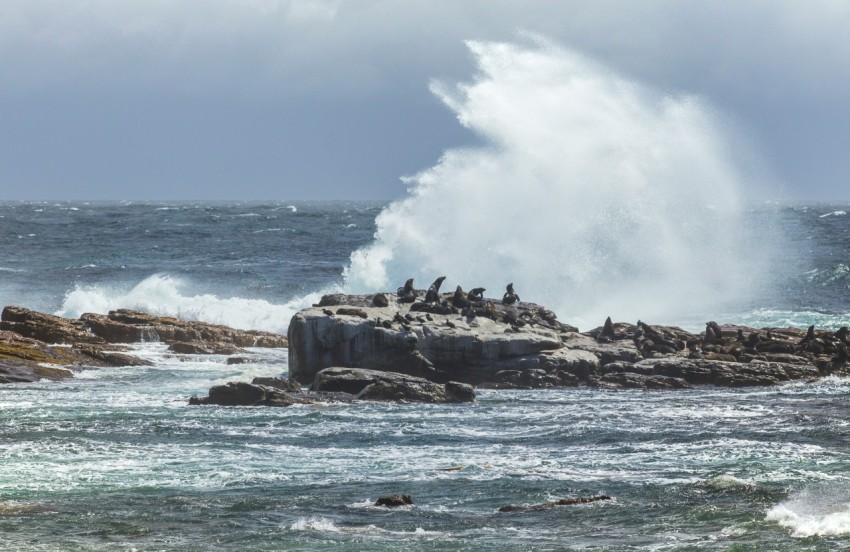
xmin=1 ymin=201 xmax=850 ymax=550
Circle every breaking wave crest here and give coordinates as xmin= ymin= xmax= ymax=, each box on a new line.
xmin=768 ymin=488 xmax=850 ymax=537
xmin=55 ymin=274 xmax=328 ymax=334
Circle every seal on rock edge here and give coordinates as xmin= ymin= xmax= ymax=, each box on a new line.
xmin=424 ymin=276 xmax=447 ymax=304
xmin=397 ymin=278 xmax=417 ymax=303
xmin=502 ymin=283 xmax=519 ymax=305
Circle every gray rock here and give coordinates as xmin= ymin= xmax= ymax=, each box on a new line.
xmin=313 ymin=367 xmax=474 ymax=403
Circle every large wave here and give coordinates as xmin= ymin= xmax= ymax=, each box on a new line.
xmin=344 ymin=38 xmax=767 ymax=329
xmin=55 ymin=274 xmax=328 ymax=334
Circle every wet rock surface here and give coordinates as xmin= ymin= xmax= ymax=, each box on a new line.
xmin=0 ymin=306 xmax=288 ymax=385
xmin=189 ymin=369 xmax=476 ymax=406
xmin=289 ymin=292 xmax=848 ymax=390
xmin=375 ymin=495 xmax=413 ymax=507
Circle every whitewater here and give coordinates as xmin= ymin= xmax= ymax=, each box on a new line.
xmin=1 ymin=39 xmax=850 ymax=550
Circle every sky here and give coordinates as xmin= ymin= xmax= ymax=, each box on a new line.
xmin=1 ymin=0 xmax=849 ymax=201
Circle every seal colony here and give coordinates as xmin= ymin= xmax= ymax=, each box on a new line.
xmin=1 ymin=285 xmax=848 ymax=406
xmin=282 ymin=276 xmax=850 ymax=397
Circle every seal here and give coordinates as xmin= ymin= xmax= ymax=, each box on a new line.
xmin=397 ymin=278 xmax=418 ymax=304
xmin=598 ymin=316 xmax=616 ymax=342
xmin=707 ymin=321 xmax=724 ymax=342
xmin=452 ymin=285 xmax=470 ymax=308
xmin=424 ymin=276 xmax=447 ymax=304
xmin=467 ymin=287 xmax=485 ymax=303
xmin=703 ymin=323 xmax=718 ymax=346
xmin=502 ymin=283 xmax=520 ymax=305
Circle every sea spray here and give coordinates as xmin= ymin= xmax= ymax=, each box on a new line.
xmin=55 ymin=273 xmax=332 ymax=333
xmin=344 ymin=38 xmax=766 ymax=329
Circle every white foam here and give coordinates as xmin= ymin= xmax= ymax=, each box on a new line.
xmin=819 ymin=210 xmax=847 ymax=218
xmin=55 ymin=274 xmax=331 ymax=334
xmin=768 ymin=497 xmax=850 ymax=537
xmin=288 ymin=517 xmax=359 ymax=533
xmin=343 ymin=38 xmax=766 ymax=329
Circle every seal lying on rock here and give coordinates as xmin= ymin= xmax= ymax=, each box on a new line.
xmin=502 ymin=283 xmax=520 ymax=305
xmin=397 ymin=278 xmax=417 ymax=303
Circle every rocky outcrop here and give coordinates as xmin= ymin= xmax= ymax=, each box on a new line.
xmin=288 ymin=292 xmax=847 ymax=390
xmin=189 ymin=369 xmax=476 ymax=406
xmin=1 ymin=307 xmax=104 ymax=344
xmin=288 ymin=292 xmax=577 ymax=386
xmin=1 ymin=306 xmax=288 ymax=349
xmin=0 ymin=306 xmax=289 ymax=385
xmin=313 ymin=367 xmax=475 ymax=403
xmin=188 ymin=381 xmax=317 ymax=407
xmin=0 ymin=329 xmax=151 ymax=384
xmin=80 ymin=309 xmax=287 ymax=348
xmin=168 ymin=341 xmax=241 ymax=355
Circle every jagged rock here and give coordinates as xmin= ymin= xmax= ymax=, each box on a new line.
xmin=227 ymin=357 xmax=252 ymax=365
xmin=189 ymin=382 xmax=315 ymax=407
xmin=289 ymin=294 xmax=572 ymax=386
xmin=251 ymin=377 xmax=302 ymax=392
xmin=0 ymin=359 xmax=73 ymax=384
xmin=73 ymin=345 xmax=153 ymax=367
xmin=313 ymin=367 xmax=474 ymax=403
xmin=1 ymin=306 xmax=103 ymax=344
xmin=375 ymin=495 xmax=413 ymax=507
xmin=288 ymin=294 xmax=838 ymax=391
xmin=86 ymin=309 xmax=288 ymax=347
xmin=168 ymin=341 xmax=241 ymax=355
xmin=79 ymin=313 xmax=149 ymax=343
xmin=597 ymin=372 xmax=691 ymax=390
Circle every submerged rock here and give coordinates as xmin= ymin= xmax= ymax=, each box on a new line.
xmin=189 ymin=381 xmax=316 ymax=407
xmin=375 ymin=495 xmax=413 ymax=507
xmin=499 ymin=495 xmax=611 ymax=513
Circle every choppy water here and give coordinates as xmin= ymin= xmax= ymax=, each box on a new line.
xmin=0 ymin=200 xmax=850 ymax=550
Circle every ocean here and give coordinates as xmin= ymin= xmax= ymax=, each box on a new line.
xmin=1 ymin=200 xmax=850 ymax=551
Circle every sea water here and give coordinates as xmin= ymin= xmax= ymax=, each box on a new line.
xmin=2 ymin=38 xmax=850 ymax=550
xmin=0 ymin=201 xmax=849 ymax=551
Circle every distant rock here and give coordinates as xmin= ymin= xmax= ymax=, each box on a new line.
xmin=375 ymin=495 xmax=413 ymax=507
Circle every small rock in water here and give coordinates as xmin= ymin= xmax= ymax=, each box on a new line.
xmin=375 ymin=495 xmax=413 ymax=507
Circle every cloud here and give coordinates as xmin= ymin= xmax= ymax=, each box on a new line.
xmin=1 ymin=0 xmax=850 ymax=198
xmin=3 ymin=0 xmax=850 ymax=103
